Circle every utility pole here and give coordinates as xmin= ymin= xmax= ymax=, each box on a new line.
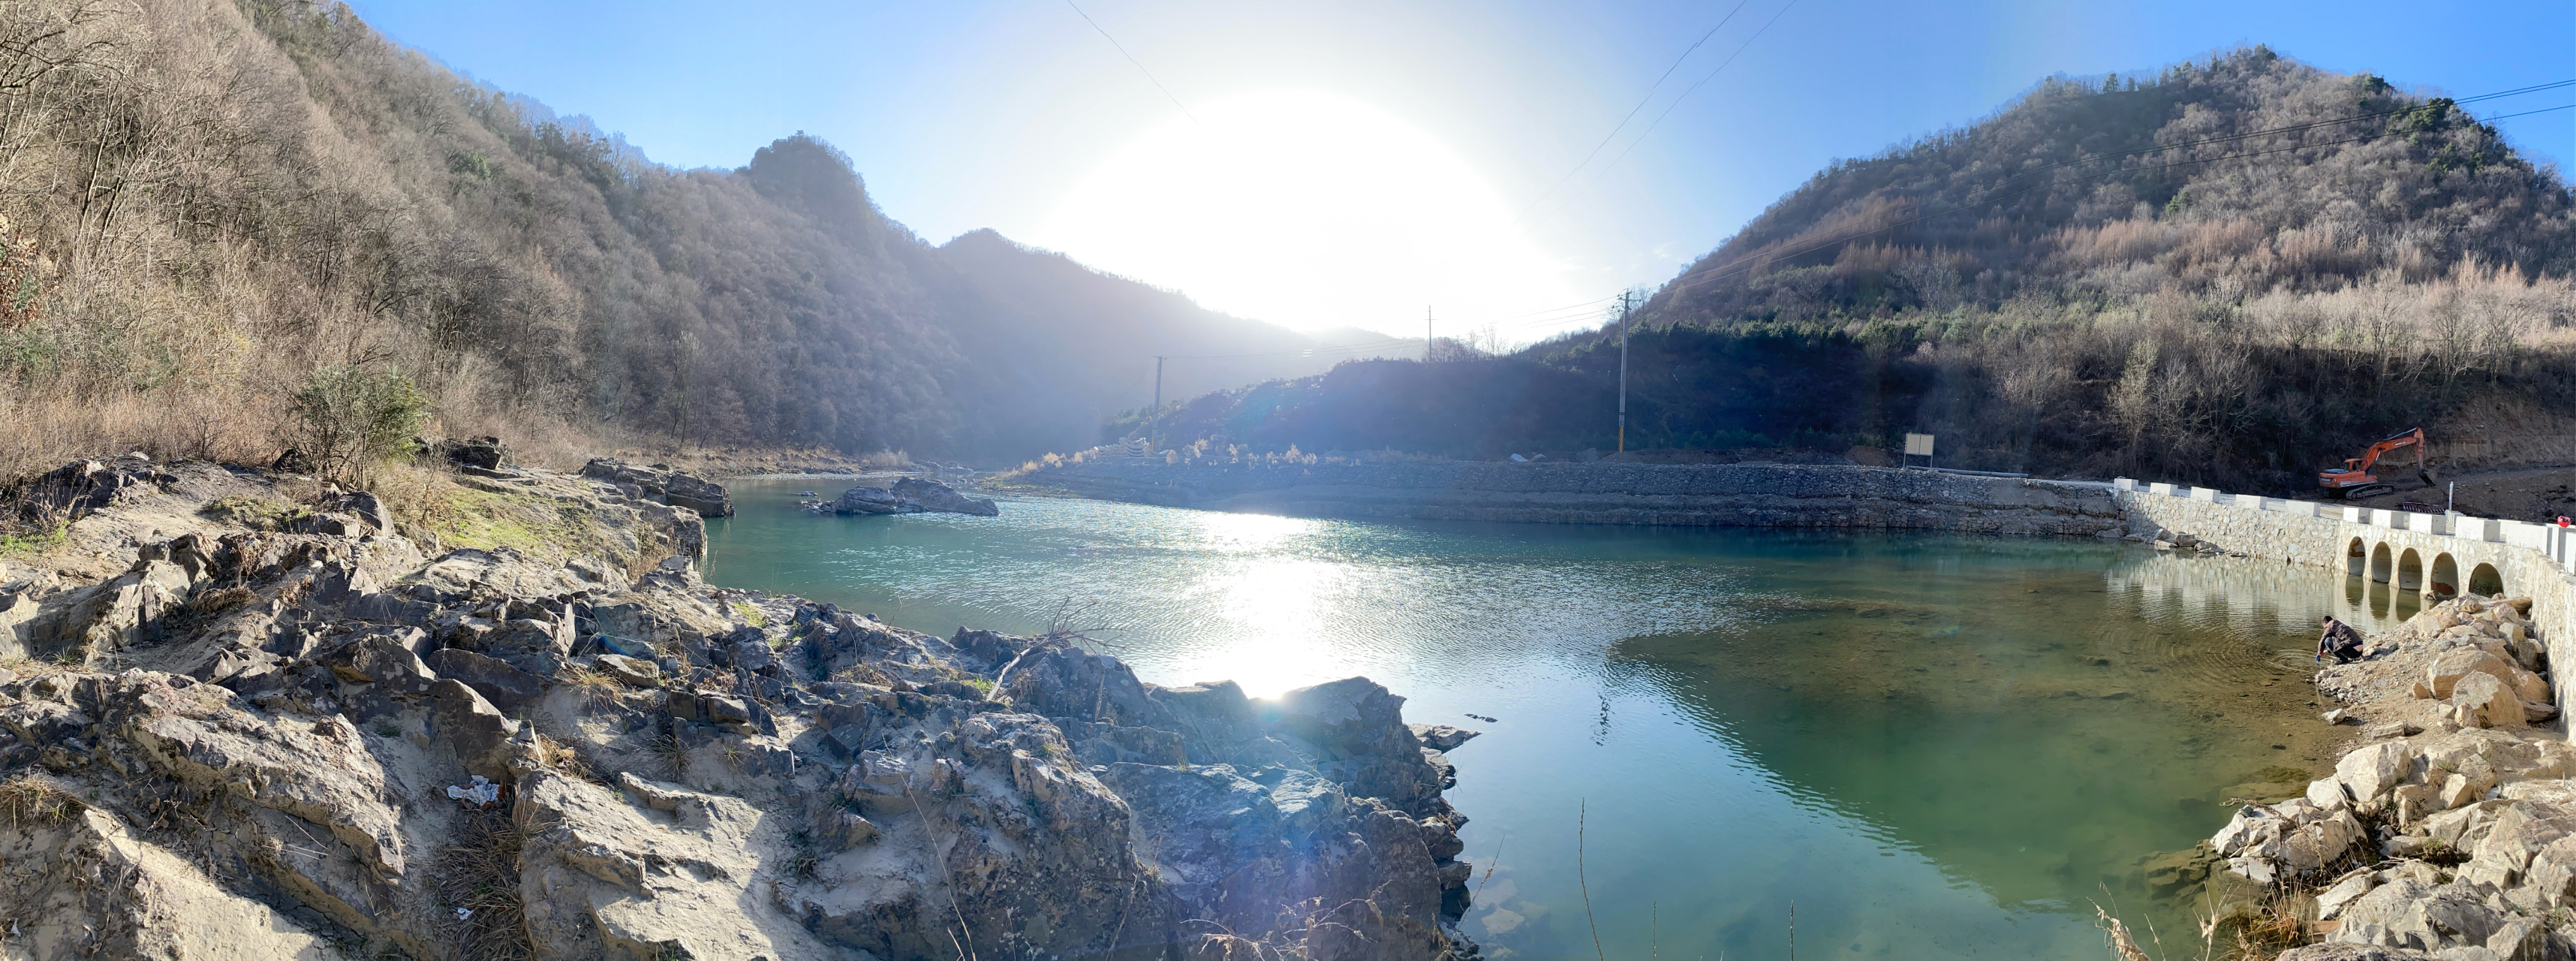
xmin=1425 ymin=306 xmax=1434 ymax=362
xmin=1149 ymin=355 xmax=1164 ymax=452
xmin=1617 ymin=291 xmax=1630 ymax=453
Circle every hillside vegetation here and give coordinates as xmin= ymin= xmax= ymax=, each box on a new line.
xmin=0 ymin=0 xmax=1389 ymax=480
xmin=1146 ymin=50 xmax=2576 ymax=492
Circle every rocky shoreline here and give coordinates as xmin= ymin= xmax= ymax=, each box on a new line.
xmin=0 ymin=455 xmax=1477 ymax=960
xmin=2171 ymin=594 xmax=2576 ymax=960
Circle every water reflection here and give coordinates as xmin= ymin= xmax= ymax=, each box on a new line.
xmin=703 ymin=480 xmax=2349 ymax=960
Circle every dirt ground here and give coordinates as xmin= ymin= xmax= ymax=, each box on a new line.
xmin=2328 ymin=463 xmax=2576 ymax=523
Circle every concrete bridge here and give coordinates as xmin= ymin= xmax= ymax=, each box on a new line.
xmin=2114 ymin=477 xmax=2576 ymax=722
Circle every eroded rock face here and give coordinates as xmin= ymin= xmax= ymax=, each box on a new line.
xmin=579 ymin=457 xmax=735 ymax=517
xmin=0 ymin=456 xmax=1474 ymax=960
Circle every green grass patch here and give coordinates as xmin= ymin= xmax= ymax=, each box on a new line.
xmin=0 ymin=520 xmax=67 ymax=558
xmin=425 ymin=485 xmax=589 ymax=558
xmin=732 ymin=601 xmax=767 ymax=628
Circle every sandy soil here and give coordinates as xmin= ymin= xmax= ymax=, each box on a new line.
xmin=2304 ymin=462 xmax=2576 ymax=524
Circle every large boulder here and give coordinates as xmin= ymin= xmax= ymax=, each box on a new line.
xmin=892 ymin=477 xmax=999 ymax=517
xmin=2451 ymin=672 xmax=2527 ymax=729
xmin=579 ymin=458 xmax=733 ymax=517
xmin=2427 ymin=649 xmax=2518 ymax=700
xmin=2332 ymin=879 xmax=2505 ymax=953
xmin=2213 ymin=799 xmax=2363 ymax=884
xmin=2337 ymin=741 xmax=2419 ymax=804
xmin=826 ymin=477 xmax=998 ymax=517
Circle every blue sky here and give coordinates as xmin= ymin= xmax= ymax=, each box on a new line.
xmin=348 ymin=0 xmax=2576 ymax=339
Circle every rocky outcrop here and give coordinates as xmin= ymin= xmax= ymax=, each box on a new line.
xmin=1019 ymin=459 xmax=2121 ymax=534
xmin=430 ymin=435 xmax=509 ymax=471
xmin=816 ymin=477 xmax=999 ymax=517
xmin=0 ymin=456 xmax=1468 ymax=960
xmin=2189 ymin=592 xmax=2576 ymax=958
xmin=579 ymin=457 xmax=736 ymax=517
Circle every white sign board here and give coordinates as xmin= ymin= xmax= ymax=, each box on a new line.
xmin=1903 ymin=433 xmax=1935 ymax=456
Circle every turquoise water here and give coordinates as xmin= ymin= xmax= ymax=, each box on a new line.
xmin=705 ymin=478 xmax=2400 ymax=960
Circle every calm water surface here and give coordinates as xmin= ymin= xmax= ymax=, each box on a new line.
xmin=704 ymin=477 xmax=2414 ymax=960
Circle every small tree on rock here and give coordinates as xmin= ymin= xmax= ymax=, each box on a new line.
xmin=285 ymin=366 xmax=432 ymax=487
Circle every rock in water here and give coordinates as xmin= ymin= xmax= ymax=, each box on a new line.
xmin=826 ymin=477 xmax=998 ymax=517
xmin=1410 ymin=722 xmax=1481 ymax=751
xmin=892 ymin=476 xmax=999 ymax=516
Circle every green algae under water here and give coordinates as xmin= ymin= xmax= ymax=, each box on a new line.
xmin=703 ymin=477 xmax=2416 ymax=960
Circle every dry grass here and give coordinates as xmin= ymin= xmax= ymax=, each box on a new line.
xmin=555 ymin=664 xmax=624 ymax=709
xmin=0 ymin=774 xmax=83 ymax=825
xmin=434 ymin=810 xmax=532 ymax=961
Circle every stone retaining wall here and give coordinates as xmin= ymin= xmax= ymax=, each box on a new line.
xmin=2114 ymin=478 xmax=2576 ymax=729
xmin=1024 ymin=459 xmax=2127 ymax=535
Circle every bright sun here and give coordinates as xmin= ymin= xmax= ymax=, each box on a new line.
xmin=1033 ymin=89 xmax=1581 ymax=338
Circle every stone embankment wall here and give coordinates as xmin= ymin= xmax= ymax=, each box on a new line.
xmin=2114 ymin=478 xmax=2576 ymax=727
xmin=1026 ymin=459 xmax=2128 ymax=535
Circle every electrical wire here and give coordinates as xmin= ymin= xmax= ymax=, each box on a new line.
xmin=1584 ymin=0 xmax=1805 ymax=191
xmin=1506 ymin=0 xmax=1755 ymax=228
xmin=1065 ymin=0 xmax=1205 ymax=130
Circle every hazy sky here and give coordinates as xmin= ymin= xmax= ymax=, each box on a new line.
xmin=350 ymin=0 xmax=2576 ymax=342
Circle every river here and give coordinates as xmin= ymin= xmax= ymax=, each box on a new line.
xmin=703 ymin=477 xmax=2417 ymax=960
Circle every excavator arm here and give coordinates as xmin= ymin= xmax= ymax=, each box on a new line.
xmin=2346 ymin=428 xmax=2426 ymax=473
xmin=2320 ymin=428 xmax=2430 ymax=499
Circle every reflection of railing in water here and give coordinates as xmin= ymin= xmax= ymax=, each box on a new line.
xmin=2104 ymin=552 xmax=2415 ymax=637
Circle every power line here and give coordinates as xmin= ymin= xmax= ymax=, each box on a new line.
xmin=1586 ymin=0 xmax=1804 ymax=189
xmin=1507 ymin=0 xmax=1755 ymax=227
xmin=1064 ymin=0 xmax=1205 ymax=130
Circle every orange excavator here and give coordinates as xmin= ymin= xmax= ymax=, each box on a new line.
xmin=2318 ymin=427 xmax=2432 ymax=500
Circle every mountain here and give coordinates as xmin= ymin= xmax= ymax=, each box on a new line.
xmin=0 ymin=0 xmax=1395 ymax=477
xmin=1142 ymin=49 xmax=2576 ymax=490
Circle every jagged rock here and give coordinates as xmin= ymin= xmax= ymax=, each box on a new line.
xmin=2340 ymin=741 xmax=2418 ymax=803
xmin=0 ymin=804 xmax=352 ymax=960
xmin=423 ymin=647 xmax=548 ymax=714
xmin=2427 ymin=649 xmax=2517 ymax=700
xmin=2449 ymin=673 xmax=2526 ymax=729
xmin=516 ymin=770 xmax=841 ymax=960
xmin=825 ymin=477 xmax=998 ymax=517
xmin=2318 ymin=870 xmax=2377 ymax=920
xmin=829 ymin=485 xmax=904 ymax=515
xmin=578 ymin=458 xmax=733 ymax=517
xmin=2214 ymin=798 xmax=2363 ymax=884
xmin=429 ymin=678 xmax=519 ymax=780
xmin=1409 ymin=723 xmax=1480 ymax=751
xmin=891 ymin=477 xmax=998 ymax=516
xmin=0 ymin=456 xmax=1472 ymax=961
xmin=2333 ymin=879 xmax=2505 ymax=952
xmin=591 ymin=653 xmax=660 ymax=687
xmin=2276 ymin=945 xmax=2437 ymax=959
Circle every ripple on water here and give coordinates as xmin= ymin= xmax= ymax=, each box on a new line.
xmin=703 ymin=480 xmax=2401 ymax=960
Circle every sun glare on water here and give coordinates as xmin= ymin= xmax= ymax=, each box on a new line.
xmin=1034 ymin=89 xmax=1581 ymax=336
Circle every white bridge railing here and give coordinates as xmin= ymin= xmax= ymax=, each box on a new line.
xmin=2111 ymin=477 xmax=2576 ymax=574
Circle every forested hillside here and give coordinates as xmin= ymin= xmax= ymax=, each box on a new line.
xmin=1145 ymin=49 xmax=2576 ymax=491
xmin=0 ymin=0 xmax=1386 ymax=478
